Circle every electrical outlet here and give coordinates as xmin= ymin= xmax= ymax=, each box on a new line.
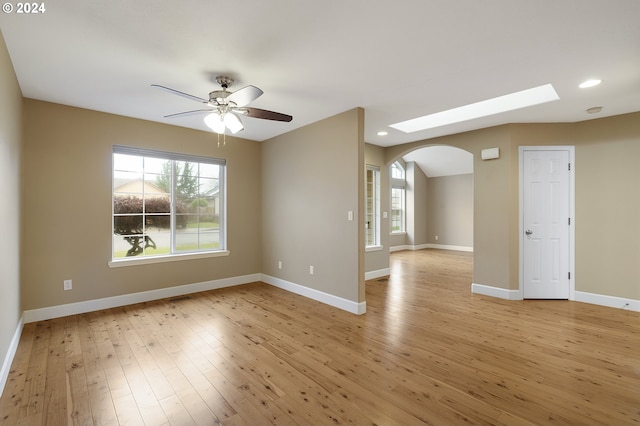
xmin=278 ymin=261 xmax=283 ymax=270
xmin=309 ymin=265 xmax=314 ymax=275
xmin=63 ymin=279 xmax=72 ymax=291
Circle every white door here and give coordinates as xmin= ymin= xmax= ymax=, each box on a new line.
xmin=522 ymin=149 xmax=572 ymax=299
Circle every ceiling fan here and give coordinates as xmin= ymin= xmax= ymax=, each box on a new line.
xmin=152 ymin=75 xmax=292 ymax=135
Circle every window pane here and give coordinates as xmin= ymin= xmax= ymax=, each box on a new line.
xmin=199 ymin=176 xmax=219 ymax=195
xmin=143 ymin=174 xmax=166 ymax=195
xmin=143 ymin=156 xmax=168 ymax=174
xmin=144 ymin=195 xmax=171 ymax=214
xmin=113 ymin=215 xmax=143 ymax=235
xmin=113 ymin=153 xmax=142 ymax=173
xmin=174 ymin=230 xmax=220 ymax=252
xmin=175 ymin=224 xmax=199 ymax=252
xmin=391 ymin=161 xmax=405 ymax=179
xmin=113 ymin=235 xmax=146 ymax=259
xmin=151 ymin=160 xmax=172 ymax=193
xmin=143 ymin=228 xmax=171 ymax=256
xmin=177 ymin=214 xmax=200 ymax=230
xmin=176 ymin=161 xmax=199 ymax=200
xmin=113 ymin=171 xmax=143 ymax=195
xmin=200 ymin=196 xmax=219 ymax=226
xmin=391 ymin=187 xmax=405 ymax=232
xmin=199 ymin=163 xmax=219 ymax=179
xmin=199 ymin=231 xmax=220 ymax=250
xmin=146 ymin=213 xmax=171 ymax=230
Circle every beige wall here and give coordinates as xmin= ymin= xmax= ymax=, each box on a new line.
xmin=0 ymin=31 xmax=23 ymax=378
xmin=21 ymin=100 xmax=262 ymax=310
xmin=406 ymin=162 xmax=429 ymax=247
xmin=426 ymin=173 xmax=473 ymax=247
xmin=573 ymin=115 xmax=640 ymax=299
xmin=261 ymin=108 xmax=365 ymax=303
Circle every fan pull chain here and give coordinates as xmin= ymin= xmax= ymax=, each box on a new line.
xmin=216 ymin=132 xmax=227 ymax=148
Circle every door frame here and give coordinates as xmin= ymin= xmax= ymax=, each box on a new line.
xmin=519 ymin=146 xmax=575 ymax=300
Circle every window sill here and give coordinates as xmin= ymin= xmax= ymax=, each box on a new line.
xmin=391 ymin=231 xmax=407 ymax=235
xmin=108 ymin=250 xmax=230 ymax=268
xmin=365 ymin=245 xmax=383 ymax=253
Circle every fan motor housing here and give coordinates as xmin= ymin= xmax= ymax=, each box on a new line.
xmin=209 ymin=90 xmax=230 ymax=105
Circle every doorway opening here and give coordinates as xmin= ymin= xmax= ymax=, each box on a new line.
xmin=390 ymin=145 xmax=474 ymax=253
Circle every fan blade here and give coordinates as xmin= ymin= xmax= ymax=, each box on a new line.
xmin=164 ymin=109 xmax=214 ymax=118
xmin=152 ymin=84 xmax=208 ymax=103
xmin=240 ymin=107 xmax=293 ymax=122
xmin=227 ymin=85 xmax=263 ymax=107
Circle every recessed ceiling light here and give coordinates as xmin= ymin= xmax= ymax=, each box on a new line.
xmin=389 ymin=84 xmax=559 ymax=133
xmin=377 ymin=131 xmax=388 ymax=136
xmin=579 ymin=79 xmax=602 ymax=89
xmin=586 ymin=106 xmax=603 ymax=114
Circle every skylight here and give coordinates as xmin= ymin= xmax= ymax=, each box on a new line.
xmin=389 ymin=84 xmax=560 ymax=133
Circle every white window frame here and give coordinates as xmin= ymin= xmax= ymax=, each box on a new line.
xmin=365 ymin=165 xmax=382 ymax=251
xmin=391 ymin=161 xmax=406 ymax=234
xmin=109 ymin=145 xmax=228 ymax=267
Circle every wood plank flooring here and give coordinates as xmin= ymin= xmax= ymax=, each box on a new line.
xmin=1 ymin=249 xmax=639 ymax=425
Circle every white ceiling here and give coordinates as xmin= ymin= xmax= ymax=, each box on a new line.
xmin=1 ymin=1 xmax=639 ymax=154
xmin=404 ymin=146 xmax=473 ymax=177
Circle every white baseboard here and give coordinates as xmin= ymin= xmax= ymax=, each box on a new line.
xmin=471 ymin=284 xmax=640 ymax=312
xmin=261 ymin=274 xmax=366 ymax=315
xmin=390 ymin=244 xmax=473 ymax=253
xmin=0 ymin=315 xmax=24 ymax=398
xmin=471 ymin=283 xmax=522 ymax=300
xmin=22 ymin=274 xmax=262 ymax=324
xmin=425 ymin=243 xmax=473 ymax=252
xmin=365 ymin=268 xmax=390 ymax=281
xmin=21 ymin=270 xmax=367 ymax=323
xmin=575 ymin=291 xmax=640 ymax=312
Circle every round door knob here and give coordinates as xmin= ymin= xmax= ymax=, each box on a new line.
xmin=525 ymin=229 xmax=533 ymax=236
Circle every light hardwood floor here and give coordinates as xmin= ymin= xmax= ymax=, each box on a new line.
xmin=1 ymin=249 xmax=639 ymax=425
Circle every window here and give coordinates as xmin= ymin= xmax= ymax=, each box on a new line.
xmin=391 ymin=187 xmax=405 ymax=232
xmin=391 ymin=161 xmax=405 ymax=180
xmin=391 ymin=161 xmax=406 ymax=233
xmin=112 ymin=146 xmax=226 ymax=262
xmin=365 ymin=165 xmax=380 ymax=248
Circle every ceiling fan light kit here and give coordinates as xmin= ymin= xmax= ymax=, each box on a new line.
xmin=203 ymin=112 xmax=225 ymax=134
xmin=204 ymin=111 xmax=244 ymax=134
xmin=153 ymin=75 xmax=292 ymax=142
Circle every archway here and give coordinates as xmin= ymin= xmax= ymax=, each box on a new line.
xmin=388 ymin=145 xmax=474 ymax=253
